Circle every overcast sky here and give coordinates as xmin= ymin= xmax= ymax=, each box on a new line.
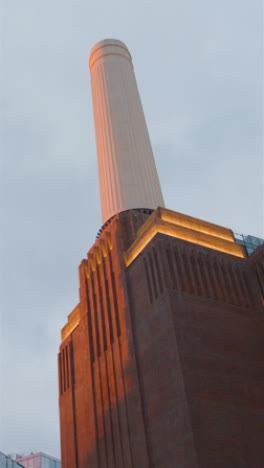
xmin=1 ymin=0 xmax=263 ymax=460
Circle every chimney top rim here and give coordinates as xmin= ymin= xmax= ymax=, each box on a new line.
xmin=89 ymin=39 xmax=131 ymax=68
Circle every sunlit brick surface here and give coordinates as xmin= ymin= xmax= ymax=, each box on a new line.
xmin=59 ymin=209 xmax=264 ymax=467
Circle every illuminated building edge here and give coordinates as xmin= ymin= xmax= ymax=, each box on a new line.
xmin=61 ymin=207 xmax=245 ymax=343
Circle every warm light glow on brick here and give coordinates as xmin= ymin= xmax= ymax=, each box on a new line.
xmin=61 ymin=304 xmax=81 ymax=341
xmin=124 ymin=207 xmax=245 ymax=266
xmin=159 ymin=208 xmax=234 ymax=242
xmin=94 ymin=246 xmax=101 ymax=265
xmin=106 ymin=232 xmax=112 ymax=250
xmin=88 ymin=253 xmax=96 ymax=272
xmin=100 ymin=239 xmax=107 ymax=258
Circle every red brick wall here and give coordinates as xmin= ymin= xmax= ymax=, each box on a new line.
xmin=128 ymin=234 xmax=264 ymax=467
xmin=59 ymin=212 xmax=264 ymax=467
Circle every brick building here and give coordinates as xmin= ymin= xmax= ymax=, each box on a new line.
xmin=58 ymin=207 xmax=264 ymax=467
xmin=58 ymin=40 xmax=264 ymax=467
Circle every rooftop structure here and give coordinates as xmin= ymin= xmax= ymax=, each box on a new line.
xmin=233 ymin=232 xmax=264 ymax=257
xmin=15 ymin=452 xmax=61 ymax=468
xmin=0 ymin=452 xmax=24 ymax=468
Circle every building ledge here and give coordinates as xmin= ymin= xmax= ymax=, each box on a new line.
xmin=61 ymin=303 xmax=81 ymax=342
xmin=124 ymin=207 xmax=245 ymax=267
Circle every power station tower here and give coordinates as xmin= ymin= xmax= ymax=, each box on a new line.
xmin=58 ymin=39 xmax=264 ymax=468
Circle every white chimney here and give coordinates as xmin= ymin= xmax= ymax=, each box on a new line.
xmin=89 ymin=39 xmax=164 ymax=224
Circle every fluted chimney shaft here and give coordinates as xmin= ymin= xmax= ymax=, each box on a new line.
xmin=89 ymin=39 xmax=164 ymax=224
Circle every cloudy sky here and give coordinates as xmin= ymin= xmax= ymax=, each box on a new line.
xmin=1 ymin=0 xmax=263 ymax=459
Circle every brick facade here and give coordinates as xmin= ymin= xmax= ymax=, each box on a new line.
xmin=59 ymin=209 xmax=264 ymax=467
